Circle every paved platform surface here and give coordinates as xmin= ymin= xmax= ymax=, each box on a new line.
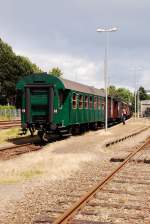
xmin=92 ymin=118 xmax=150 ymax=147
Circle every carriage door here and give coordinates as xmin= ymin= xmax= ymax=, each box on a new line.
xmin=25 ymin=85 xmax=53 ymax=124
xmin=111 ymin=98 xmax=114 ymax=119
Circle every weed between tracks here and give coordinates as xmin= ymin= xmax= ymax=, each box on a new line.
xmin=0 ymin=137 xmax=97 ymax=184
xmin=0 ymin=127 xmax=20 ymax=143
xmin=0 ymin=168 xmax=43 ymax=184
xmin=0 ymin=116 xmax=13 ymax=121
xmin=20 ymin=169 xmax=43 ymax=179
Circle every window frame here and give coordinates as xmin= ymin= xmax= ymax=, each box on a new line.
xmin=94 ymin=96 xmax=97 ymax=110
xmin=102 ymin=98 xmax=105 ymax=110
xmin=84 ymin=95 xmax=88 ymax=109
xmin=89 ymin=96 xmax=93 ymax=109
xmin=72 ymin=93 xmax=77 ymax=109
xmin=79 ymin=94 xmax=83 ymax=109
xmin=98 ymin=97 xmax=101 ymax=110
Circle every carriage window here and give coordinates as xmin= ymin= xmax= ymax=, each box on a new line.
xmin=79 ymin=95 xmax=83 ymax=109
xmin=102 ymin=99 xmax=105 ymax=110
xmin=89 ymin=96 xmax=93 ymax=109
xmin=85 ymin=96 xmax=88 ymax=109
xmin=72 ymin=93 xmax=77 ymax=109
xmin=94 ymin=96 xmax=97 ymax=109
xmin=59 ymin=90 xmax=65 ymax=106
xmin=98 ymin=97 xmax=101 ymax=110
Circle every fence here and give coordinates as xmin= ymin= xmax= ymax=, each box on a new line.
xmin=0 ymin=108 xmax=21 ymax=120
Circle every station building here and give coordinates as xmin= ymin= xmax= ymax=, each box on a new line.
xmin=140 ymin=100 xmax=150 ymax=117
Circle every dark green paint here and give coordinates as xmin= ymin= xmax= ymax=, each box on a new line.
xmin=16 ymin=73 xmax=105 ymax=128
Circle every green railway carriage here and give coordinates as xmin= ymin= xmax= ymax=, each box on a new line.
xmin=16 ymin=73 xmax=105 ymax=139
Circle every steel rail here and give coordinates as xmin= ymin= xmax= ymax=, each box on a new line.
xmin=0 ymin=121 xmax=21 ymax=130
xmin=0 ymin=125 xmax=21 ymax=130
xmin=0 ymin=143 xmax=32 ymax=152
xmin=53 ymin=137 xmax=150 ymax=224
xmin=0 ymin=143 xmax=42 ymax=160
xmin=0 ymin=120 xmax=20 ymax=123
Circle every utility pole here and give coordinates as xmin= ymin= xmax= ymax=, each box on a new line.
xmin=97 ymin=27 xmax=117 ymax=131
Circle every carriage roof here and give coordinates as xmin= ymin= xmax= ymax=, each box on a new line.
xmin=17 ymin=73 xmax=105 ymax=97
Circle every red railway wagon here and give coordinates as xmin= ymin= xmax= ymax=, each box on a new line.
xmin=108 ymin=97 xmax=123 ymax=122
xmin=108 ymin=97 xmax=112 ymax=121
xmin=112 ymin=98 xmax=121 ymax=121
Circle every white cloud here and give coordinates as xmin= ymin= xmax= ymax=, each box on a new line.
xmin=16 ymin=48 xmax=150 ymax=92
xmin=3 ymin=0 xmax=150 ymax=92
xmin=140 ymin=70 xmax=150 ymax=89
xmin=15 ymin=49 xmax=105 ymax=89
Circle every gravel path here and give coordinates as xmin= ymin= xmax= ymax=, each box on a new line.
xmin=0 ymin=118 xmax=150 ymax=223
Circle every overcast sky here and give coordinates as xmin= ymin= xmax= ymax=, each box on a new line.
xmin=0 ymin=0 xmax=150 ymax=91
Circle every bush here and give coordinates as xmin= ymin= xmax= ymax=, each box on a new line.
xmin=0 ymin=105 xmax=16 ymax=110
xmin=0 ymin=106 xmax=18 ymax=120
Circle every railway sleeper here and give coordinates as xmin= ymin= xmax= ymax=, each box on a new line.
xmin=112 ymin=179 xmax=150 ymax=185
xmin=132 ymin=158 xmax=150 ymax=163
xmin=105 ymin=127 xmax=150 ymax=147
xmin=33 ymin=215 xmax=54 ymax=223
xmin=110 ymin=157 xmax=150 ymax=163
xmin=101 ymin=187 xmax=150 ymax=196
xmin=113 ymin=175 xmax=150 ymax=181
xmin=89 ymin=196 xmax=149 ymax=205
xmin=110 ymin=158 xmax=125 ymax=162
xmin=86 ymin=201 xmax=150 ymax=211
xmin=46 ymin=208 xmax=64 ymax=214
xmin=71 ymin=220 xmax=111 ymax=224
xmin=79 ymin=210 xmax=145 ymax=221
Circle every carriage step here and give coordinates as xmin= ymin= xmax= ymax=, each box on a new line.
xmin=59 ymin=129 xmax=68 ymax=133
xmin=61 ymin=133 xmax=72 ymax=137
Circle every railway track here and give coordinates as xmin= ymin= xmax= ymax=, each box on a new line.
xmin=34 ymin=138 xmax=150 ymax=224
xmin=0 ymin=119 xmax=20 ymax=123
xmin=0 ymin=143 xmax=42 ymax=160
xmin=0 ymin=120 xmax=21 ymax=129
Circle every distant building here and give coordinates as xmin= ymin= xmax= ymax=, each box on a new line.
xmin=140 ymin=100 xmax=150 ymax=117
xmin=146 ymin=90 xmax=150 ymax=95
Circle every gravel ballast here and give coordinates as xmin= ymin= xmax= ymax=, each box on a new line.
xmin=0 ymin=118 xmax=150 ymax=223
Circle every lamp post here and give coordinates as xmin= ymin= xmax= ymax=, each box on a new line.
xmin=97 ymin=27 xmax=117 ymax=131
xmin=137 ymin=89 xmax=140 ymax=118
xmin=135 ymin=89 xmax=137 ymax=119
xmin=131 ymin=67 xmax=143 ymax=119
xmin=134 ymin=69 xmax=137 ymax=119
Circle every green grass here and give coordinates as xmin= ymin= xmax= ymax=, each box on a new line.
xmin=0 ymin=115 xmax=15 ymax=121
xmin=20 ymin=169 xmax=43 ymax=180
xmin=0 ymin=106 xmax=17 ymax=121
xmin=0 ymin=127 xmax=20 ymax=143
xmin=0 ymin=106 xmax=15 ymax=110
xmin=0 ymin=116 xmax=11 ymax=121
xmin=0 ymin=177 xmax=19 ymax=184
xmin=0 ymin=169 xmax=43 ymax=184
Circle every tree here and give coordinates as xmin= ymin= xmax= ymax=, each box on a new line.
xmin=49 ymin=67 xmax=63 ymax=77
xmin=108 ymin=85 xmax=134 ymax=104
xmin=0 ymin=38 xmax=42 ymax=103
xmin=138 ymin=86 xmax=148 ymax=100
xmin=108 ymin=85 xmax=117 ymax=96
xmin=116 ymin=88 xmax=133 ymax=103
